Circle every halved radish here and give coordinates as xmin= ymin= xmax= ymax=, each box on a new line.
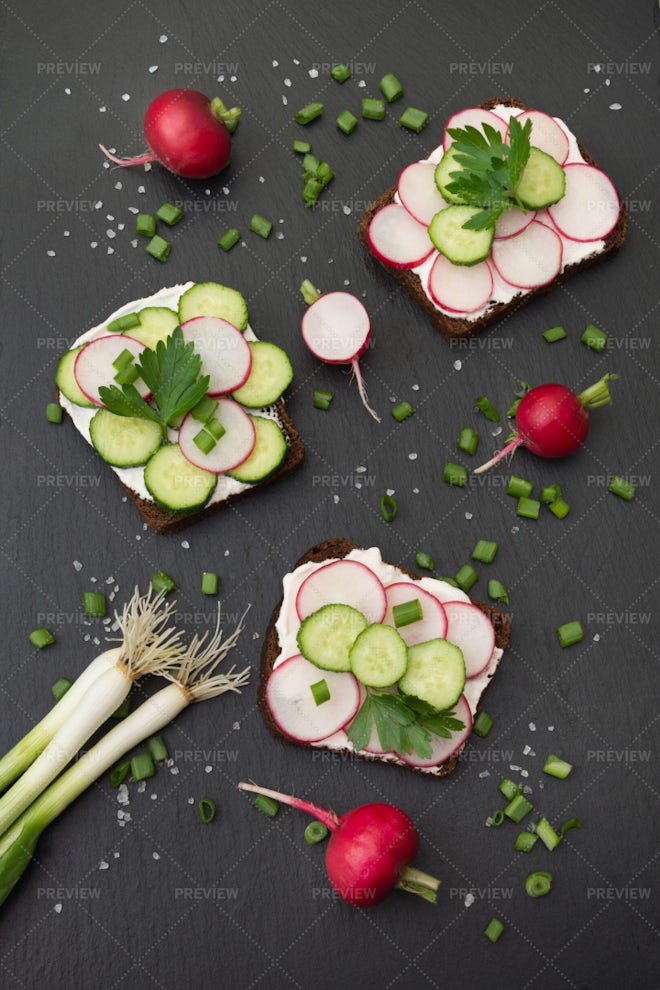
xmin=178 ymin=397 xmax=255 ymax=474
xmin=494 ymin=207 xmax=537 ymax=239
xmin=398 ymin=694 xmax=473 ymax=768
xmin=427 ymin=252 xmax=493 ymax=313
xmin=266 ymin=654 xmax=362 ymax=743
xmin=383 ymin=582 xmax=448 ymax=647
xmin=442 ymin=108 xmax=507 ymax=151
xmin=180 ymin=316 xmax=252 ymax=395
xmin=443 ymin=602 xmax=496 ymax=679
xmin=510 ymin=110 xmax=569 ymax=165
xmin=547 ymin=163 xmax=620 ymax=242
xmin=295 ymin=559 xmax=386 ymax=625
xmin=367 ymin=203 xmax=434 ymax=269
xmin=74 ymin=335 xmax=149 ymax=407
xmin=397 ymin=163 xmax=448 ymax=226
xmin=490 ymin=220 xmax=563 ymax=289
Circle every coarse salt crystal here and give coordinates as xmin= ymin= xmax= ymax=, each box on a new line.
xmin=152 ymin=852 xmax=160 ymax=860
xmin=99 ymin=860 xmax=109 ymax=870
xmin=181 ymin=539 xmax=190 ymax=549
xmin=122 ymin=93 xmax=130 ymax=102
xmin=529 ymin=722 xmax=536 ymax=731
xmin=73 ymin=560 xmax=82 ymax=571
xmin=159 ymin=34 xmax=168 ymax=42
xmin=204 ymin=765 xmax=213 ymax=774
xmin=284 ymin=78 xmax=291 ymax=87
xmin=308 ymin=68 xmax=318 ymax=78
xmin=64 ymin=87 xmax=71 ymax=95
xmin=453 ymin=359 xmax=462 ymax=370
xmin=272 ymin=59 xmax=279 ymax=67
xmin=465 ymin=511 xmax=473 ymax=520
xmin=478 ymin=770 xmax=490 ymax=778
xmin=54 ymin=903 xmax=62 ymax=913
xmin=149 ymin=65 xmax=158 ymax=73
xmin=47 ymin=250 xmax=56 ymax=257
xmin=609 ymin=102 xmax=621 ymax=110
xmin=408 ymin=452 xmax=418 ymax=461
xmin=464 ymin=893 xmax=475 ymax=907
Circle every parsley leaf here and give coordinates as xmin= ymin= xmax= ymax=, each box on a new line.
xmin=346 ymin=690 xmax=465 ymax=760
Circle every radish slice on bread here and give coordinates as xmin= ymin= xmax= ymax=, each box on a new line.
xmin=266 ymin=654 xmax=362 ymax=743
xmin=180 ymin=316 xmax=252 ymax=395
xmin=547 ymin=164 xmax=620 ymax=241
xmin=383 ymin=582 xmax=448 ymax=646
xmin=397 ymin=162 xmax=449 ymax=226
xmin=510 ymin=109 xmax=569 ymax=165
xmin=491 ymin=220 xmax=563 ymax=289
xmin=295 ymin=559 xmax=387 ymax=625
xmin=442 ymin=107 xmax=508 ymax=151
xmin=178 ymin=397 xmax=255 ymax=474
xmin=494 ymin=207 xmax=537 ymax=240
xmin=427 ymin=253 xmax=493 ymax=313
xmin=443 ymin=601 xmax=496 ymax=678
xmin=398 ymin=695 xmax=473 ymax=768
xmin=74 ymin=335 xmax=150 ymax=406
xmin=366 ymin=202 xmax=434 ymax=269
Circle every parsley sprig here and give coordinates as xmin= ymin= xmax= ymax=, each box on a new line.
xmin=98 ymin=327 xmax=210 ymax=440
xmin=347 ymin=690 xmax=465 ymax=760
xmin=445 ymin=116 xmax=532 ymax=231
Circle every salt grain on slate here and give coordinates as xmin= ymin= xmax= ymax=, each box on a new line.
xmin=464 ymin=893 xmax=475 ymax=907
xmin=65 ymin=88 xmax=71 ymax=95
xmin=122 ymin=94 xmax=130 ymax=102
xmin=99 ymin=106 xmax=106 ymax=112
xmin=272 ymin=59 xmax=279 ymax=67
xmin=529 ymin=722 xmax=536 ymax=731
xmin=343 ymin=205 xmax=352 ymax=215
xmin=284 ymin=78 xmax=291 ymax=87
xmin=181 ymin=539 xmax=190 ymax=549
xmin=73 ymin=560 xmax=82 ymax=571
xmin=609 ymin=103 xmax=622 ymax=110
xmin=188 ymin=797 xmax=195 ymax=805
xmin=99 ymin=860 xmax=109 ymax=870
xmin=152 ymin=852 xmax=160 ymax=860
xmin=412 ymin=384 xmax=419 ymax=391
xmin=358 ymin=80 xmax=366 ymax=88
xmin=204 ymin=765 xmax=213 ymax=774
xmin=149 ymin=66 xmax=158 ymax=73
xmin=408 ymin=453 xmax=418 ymax=461
xmin=63 ymin=230 xmax=70 ymax=237
xmin=47 ymin=250 xmax=56 ymax=257
xmin=54 ymin=904 xmax=63 ymax=914
xmin=333 ymin=494 xmax=340 ymax=504
xmin=106 ymin=229 xmax=116 ymax=238
xmin=114 ymin=181 xmax=123 ymax=190
xmin=107 ymin=247 xmax=114 ymax=255
xmin=453 ymin=360 xmax=462 ymax=370
xmin=90 ymin=242 xmax=98 ymax=249
xmin=308 ymin=68 xmax=319 ymax=78
xmin=137 ymin=185 xmax=146 ymax=193
xmin=159 ymin=34 xmax=168 ymax=42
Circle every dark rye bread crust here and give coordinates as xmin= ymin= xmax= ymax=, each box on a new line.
xmin=258 ymin=538 xmax=512 ymax=778
xmin=357 ymin=97 xmax=628 ymax=341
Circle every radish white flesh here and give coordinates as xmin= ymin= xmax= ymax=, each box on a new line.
xmin=443 ymin=602 xmax=496 ymax=678
xmin=490 ymin=220 xmax=563 ymax=289
xmin=442 ymin=108 xmax=507 ymax=151
xmin=494 ymin=207 xmax=537 ymax=239
xmin=511 ymin=110 xmax=569 ymax=165
xmin=180 ymin=316 xmax=252 ymax=395
xmin=427 ymin=252 xmax=493 ymax=313
xmin=266 ymin=654 xmax=361 ymax=743
xmin=547 ymin=163 xmax=620 ymax=241
xmin=178 ymin=398 xmax=255 ymax=474
xmin=383 ymin=582 xmax=448 ymax=646
xmin=74 ymin=335 xmax=149 ymax=406
xmin=296 ymin=559 xmax=387 ymax=625
xmin=367 ymin=203 xmax=434 ymax=270
xmin=398 ymin=695 xmax=472 ymax=768
xmin=397 ymin=163 xmax=449 ymax=226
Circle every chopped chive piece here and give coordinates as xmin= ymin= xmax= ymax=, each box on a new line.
xmin=110 ymin=761 xmax=131 ymax=788
xmin=472 ymin=540 xmax=498 ymax=564
xmin=609 ymin=475 xmax=636 ymax=500
xmin=107 ymin=312 xmax=141 ymax=332
xmin=130 ymin=752 xmax=155 ymax=782
xmin=303 ymin=152 xmax=321 ymax=176
xmin=560 ymin=817 xmax=581 ymax=836
xmin=83 ymin=591 xmax=106 ymax=617
xmin=472 ymin=710 xmax=493 ymax=738
xmin=380 ymin=494 xmax=398 ymax=523
xmin=316 ymin=161 xmax=334 ymax=185
xmin=475 ymin=396 xmax=500 ymax=422
xmin=525 ymin=871 xmax=552 ymax=897
xmin=135 ymin=213 xmax=156 ymax=237
xmin=330 ymin=63 xmax=351 ymax=83
xmin=193 ymin=428 xmax=216 ymax=454
xmin=146 ymin=234 xmax=171 ymax=262
xmin=310 ymin=678 xmax=331 ymax=706
xmin=292 ymin=139 xmax=312 ymax=154
xmin=415 ymin=551 xmax=434 ymax=572
xmin=582 ymin=322 xmax=607 ymax=352
xmin=302 ymin=178 xmax=324 ymax=205
xmin=301 ymin=279 xmax=321 ymax=305
xmin=541 ymin=483 xmax=562 ymax=504
xmin=515 ymin=831 xmax=538 ymax=853
xmin=391 ymin=401 xmax=414 ymax=422
xmin=507 ymin=475 xmax=533 ymax=498
xmin=487 ymin=579 xmax=509 ymax=605
xmin=336 ymin=109 xmax=358 ymax=134
xmin=458 ymin=427 xmax=479 ymax=455
xmin=250 ymin=213 xmax=272 ymax=239
xmin=548 ymin=497 xmax=570 ymax=519
xmin=156 ymin=201 xmax=184 ymax=226
xmin=295 ymin=101 xmax=323 ymax=125
xmin=112 ymin=347 xmax=135 ymax=372
xmin=444 ymin=461 xmax=467 ymax=487
xmin=218 ymin=227 xmax=240 ymax=252
xmin=557 ymin=620 xmax=583 ymax=648
xmin=304 ymin=820 xmax=329 ymax=843
xmin=46 ymin=402 xmax=63 ymax=424
xmin=490 ymin=810 xmax=505 ymax=827
xmin=499 ymin=778 xmax=522 ymax=801
xmin=454 ymin=564 xmax=478 ymax=593
xmin=253 ymin=794 xmax=279 ymax=818
xmin=150 ymin=571 xmax=176 ymax=596
xmin=504 ymin=793 xmax=534 ymax=823
xmin=201 ymin=571 xmax=219 ymax=596
xmin=535 ymin=816 xmax=561 ymax=851
xmin=392 ymin=599 xmax=423 ymax=628
xmin=484 ymin=917 xmax=504 ymax=943
xmin=148 ymin=735 xmax=168 ymax=762
xmin=205 ymin=418 xmax=225 ymax=441
xmin=517 ymin=496 xmax=540 ymax=520
xmin=543 ymin=754 xmax=573 ymax=779
xmin=190 ymin=395 xmax=219 ymax=423
xmin=51 ymin=677 xmax=72 ymax=701
xmin=362 ymin=97 xmax=385 ymax=120
xmin=199 ymin=797 xmax=216 ymax=824
xmin=114 ymin=362 xmax=139 ymax=386
xmin=543 ymin=325 xmax=567 ymax=343
xmin=111 ymin=696 xmax=131 ymax=719
xmin=313 ymin=388 xmax=333 ymax=410
xmin=379 ymin=72 xmax=404 ymax=102
xmin=398 ymin=106 xmax=429 ymax=132
xmin=437 ymin=576 xmax=459 ymax=588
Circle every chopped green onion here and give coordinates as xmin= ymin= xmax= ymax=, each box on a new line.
xmin=198 ymin=797 xmax=216 ymax=823
xmin=113 ymin=362 xmax=139 ymax=386
xmin=543 ymin=754 xmax=573 ymax=779
xmin=472 ymin=710 xmax=493 ymax=738
xmin=330 ymin=64 xmax=351 ymax=83
xmin=472 ymin=540 xmax=498 ymax=564
xmin=303 ymin=152 xmax=321 ymax=176
xmin=83 ymin=591 xmax=106 ymax=617
xmin=380 ymin=494 xmax=398 ymax=523
xmin=146 ymin=234 xmax=171 ymax=263
xmin=557 ymin=620 xmax=583 ymax=648
xmin=205 ymin=418 xmax=225 ymax=441
xmin=46 ymin=402 xmax=63 ymax=424
xmin=310 ymin=679 xmax=330 ymax=706
xmin=517 ymin=496 xmax=540 ymax=520
xmin=148 ymin=735 xmax=168 ymax=762
xmin=379 ymin=72 xmax=403 ymax=102
xmin=484 ymin=917 xmax=505 ymax=943
xmin=609 ymin=475 xmax=636 ymax=500
xmin=415 ymin=551 xmax=434 ymax=572
xmin=541 ymin=483 xmax=562 ymax=504
xmin=300 ymin=280 xmax=321 ymax=305
xmin=201 ymin=571 xmax=219 ymax=596
xmin=504 ymin=793 xmax=534 ymax=823
xmin=514 ymin=831 xmax=538 ymax=853
xmin=444 ymin=461 xmax=467 ymax=487
xmin=111 ymin=696 xmax=131 ymax=720
xmin=535 ymin=816 xmax=561 ymax=851
xmin=302 ymin=178 xmax=324 ymax=206
xmin=454 ymin=564 xmax=478 ymax=593
xmin=190 ymin=395 xmax=219 ymax=423
xmin=292 ymin=139 xmax=312 ymax=154
xmin=150 ymin=571 xmax=176 ymax=596
xmin=391 ymin=401 xmax=414 ymax=422
xmin=525 ymin=871 xmax=552 ymax=897
xmin=362 ymin=98 xmax=385 ymax=120
xmin=316 ymin=161 xmax=334 ymax=185
xmin=499 ymin=778 xmax=522 ymax=801
xmin=112 ymin=347 xmax=135 ymax=372
xmin=313 ymin=388 xmax=333 ymax=410
xmin=507 ymin=475 xmax=533 ymax=498
xmin=130 ymin=752 xmax=155 ymax=782
xmin=295 ymin=101 xmax=323 ymax=125
xmin=50 ymin=678 xmax=72 ymax=702
xmin=458 ymin=427 xmax=479 ymax=455
xmin=437 ymin=576 xmax=459 ymax=588
xmin=110 ymin=761 xmax=131 ymax=788
xmin=475 ymin=395 xmax=500 ymax=422
xmin=218 ymin=227 xmax=240 ymax=252
xmin=543 ymin=325 xmax=567 ymax=343
xmin=392 ymin=599 xmax=423 ymax=628
xmin=336 ymin=109 xmax=358 ymax=135
xmin=250 ymin=213 xmax=272 ymax=239
xmin=560 ymin=817 xmax=581 ymax=836
xmin=135 ymin=213 xmax=156 ymax=237
xmin=107 ymin=312 xmax=141 ymax=333
xmin=490 ymin=809 xmax=505 ymax=827
xmin=487 ymin=579 xmax=509 ymax=605
xmin=548 ymin=498 xmax=570 ymax=518
xmin=253 ymin=793 xmax=279 ymax=817
xmin=398 ymin=107 xmax=429 ymax=132
xmin=156 ymin=202 xmax=184 ymax=226
xmin=582 ymin=322 xmax=607 ymax=352
xmin=304 ymin=820 xmax=329 ymax=843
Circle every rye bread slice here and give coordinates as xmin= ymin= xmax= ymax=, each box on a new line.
xmin=258 ymin=538 xmax=511 ymax=777
xmin=357 ymin=96 xmax=628 ymax=341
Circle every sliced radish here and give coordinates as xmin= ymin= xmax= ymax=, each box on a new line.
xmin=494 ymin=207 xmax=537 ymax=240
xmin=443 ymin=108 xmax=508 ymax=151
xmin=443 ymin=602 xmax=496 ymax=679
xmin=383 ymin=582 xmax=448 ymax=647
xmin=74 ymin=335 xmax=149 ymax=407
xmin=367 ymin=203 xmax=434 ymax=269
xmin=178 ymin=397 xmax=255 ymax=474
xmin=397 ymin=162 xmax=448 ymax=226
xmin=180 ymin=316 xmax=252 ymax=395
xmin=301 ymin=292 xmax=371 ymax=364
xmin=510 ymin=110 xmax=569 ymax=165
xmin=295 ymin=559 xmax=386 ymax=625
xmin=490 ymin=220 xmax=563 ymax=289
xmin=398 ymin=695 xmax=473 ymax=768
xmin=266 ymin=654 xmax=361 ymax=743
xmin=547 ymin=163 xmax=620 ymax=242
xmin=427 ymin=252 xmax=493 ymax=313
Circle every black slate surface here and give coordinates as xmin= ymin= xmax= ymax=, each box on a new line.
xmin=1 ymin=1 xmax=658 ymax=987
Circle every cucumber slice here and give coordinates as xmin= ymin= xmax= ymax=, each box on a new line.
xmin=297 ymin=604 xmax=368 ymax=672
xmin=398 ymin=638 xmax=466 ymax=710
xmin=516 ymin=146 xmax=566 ymax=209
xmin=178 ymin=282 xmax=248 ymax=332
xmin=231 ymin=342 xmax=294 ymax=408
xmin=349 ymin=623 xmax=408 ymax=688
xmin=144 ymin=443 xmax=216 ymax=514
xmin=128 ymin=307 xmax=179 ymax=349
xmin=434 ymin=146 xmax=469 ymax=204
xmin=55 ymin=346 xmax=95 ymax=408
xmin=226 ymin=416 xmax=288 ymax=484
xmin=428 ymin=206 xmax=494 ymax=266
xmin=89 ymin=408 xmax=162 ymax=467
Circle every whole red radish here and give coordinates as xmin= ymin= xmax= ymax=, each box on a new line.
xmin=100 ymin=89 xmax=239 ymax=179
xmin=474 ymin=373 xmax=618 ymax=473
xmin=238 ymin=782 xmax=440 ymax=906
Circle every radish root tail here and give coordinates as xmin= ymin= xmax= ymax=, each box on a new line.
xmin=99 ymin=144 xmax=158 ymax=168
xmin=473 ymin=435 xmax=524 ymax=474
xmin=351 ymin=358 xmax=381 ymax=423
